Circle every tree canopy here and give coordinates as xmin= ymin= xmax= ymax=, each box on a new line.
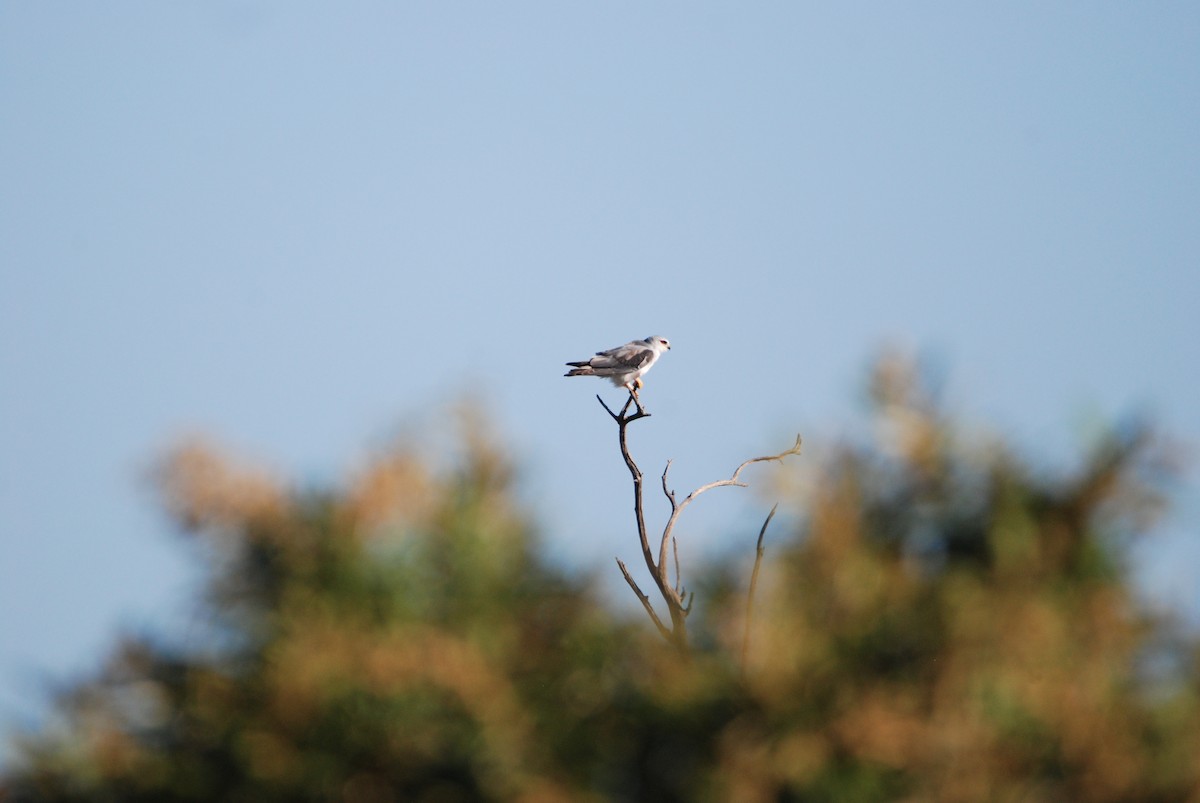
xmin=4 ymin=358 xmax=1198 ymax=802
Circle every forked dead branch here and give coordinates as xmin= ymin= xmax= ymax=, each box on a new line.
xmin=597 ymin=393 xmax=802 ymax=652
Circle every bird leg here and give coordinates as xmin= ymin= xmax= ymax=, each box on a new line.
xmin=628 ymin=383 xmax=646 ymax=415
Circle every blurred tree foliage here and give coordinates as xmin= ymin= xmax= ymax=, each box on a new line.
xmin=4 ymin=359 xmax=1199 ymax=802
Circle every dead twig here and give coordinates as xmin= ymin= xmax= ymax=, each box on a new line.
xmin=616 ymin=557 xmax=671 ymax=641
xmin=597 ymin=389 xmax=801 ymax=653
xmin=741 ymin=503 xmax=778 ymax=673
xmin=657 ymin=435 xmax=802 ymax=580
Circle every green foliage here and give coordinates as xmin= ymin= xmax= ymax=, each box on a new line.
xmin=4 ymin=360 xmax=1199 ymax=802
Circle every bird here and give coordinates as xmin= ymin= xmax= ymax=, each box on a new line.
xmin=564 ymin=336 xmax=671 ymax=400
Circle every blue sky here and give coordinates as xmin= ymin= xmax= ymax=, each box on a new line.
xmin=2 ymin=3 xmax=1198 ymax=760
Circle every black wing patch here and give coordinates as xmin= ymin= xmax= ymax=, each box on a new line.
xmin=612 ymin=348 xmax=653 ymax=370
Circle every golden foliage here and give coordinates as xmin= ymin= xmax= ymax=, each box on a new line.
xmin=5 ymin=368 xmax=1199 ymax=802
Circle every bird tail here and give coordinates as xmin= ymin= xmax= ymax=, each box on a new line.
xmin=564 ymin=364 xmax=593 ymax=377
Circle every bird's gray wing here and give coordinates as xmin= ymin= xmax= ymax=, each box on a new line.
xmin=593 ymin=345 xmax=654 ymax=370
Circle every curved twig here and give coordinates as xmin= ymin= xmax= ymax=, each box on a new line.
xmin=661 ymin=460 xmax=678 ymax=510
xmin=741 ymin=503 xmax=778 ymax=673
xmin=657 ymin=435 xmax=802 ymax=580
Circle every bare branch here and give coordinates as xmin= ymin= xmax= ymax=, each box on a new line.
xmin=658 ymin=435 xmax=802 ymax=579
xmin=672 ymin=536 xmax=682 ymax=594
xmin=617 ymin=557 xmax=671 ymax=640
xmin=599 ymin=392 xmax=680 ymax=646
xmin=741 ymin=503 xmax=778 ymax=673
xmin=596 ymin=393 xmax=648 ymax=424
xmin=596 ymin=394 xmax=620 ymax=421
xmin=661 ymin=460 xmax=678 ymax=511
xmin=598 ymin=394 xmax=656 ymax=576
xmin=693 ymin=435 xmax=805 ymax=507
xmin=596 ymin=388 xmax=799 ymax=655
